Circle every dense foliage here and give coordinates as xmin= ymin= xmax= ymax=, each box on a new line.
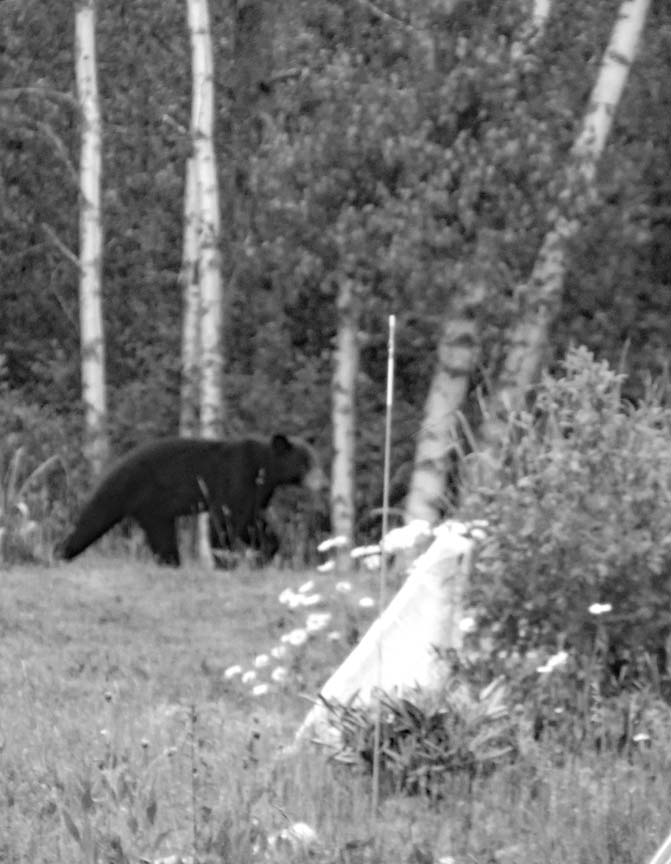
xmin=463 ymin=348 xmax=671 ymax=687
xmin=2 ymin=0 xmax=671 ymax=533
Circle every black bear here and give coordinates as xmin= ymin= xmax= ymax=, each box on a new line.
xmin=59 ymin=434 xmax=325 ymax=566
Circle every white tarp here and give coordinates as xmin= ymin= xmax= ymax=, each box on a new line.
xmin=296 ymin=521 xmax=484 ymax=746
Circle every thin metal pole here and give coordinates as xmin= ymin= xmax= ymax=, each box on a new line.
xmin=372 ymin=313 xmax=396 ymax=816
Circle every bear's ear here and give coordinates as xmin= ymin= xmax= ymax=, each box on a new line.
xmin=270 ymin=434 xmax=292 ymax=453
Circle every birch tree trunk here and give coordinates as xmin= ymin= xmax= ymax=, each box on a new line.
xmin=75 ymin=0 xmax=108 ymax=476
xmin=404 ymin=0 xmax=553 ymax=524
xmin=187 ymin=0 xmax=224 ymax=564
xmin=187 ymin=0 xmax=224 ymax=441
xmin=481 ymin=0 xmax=651 ymax=449
xmin=331 ymin=277 xmax=359 ymax=557
xmin=404 ymin=266 xmax=485 ymax=523
xmin=179 ymin=156 xmax=201 ymax=438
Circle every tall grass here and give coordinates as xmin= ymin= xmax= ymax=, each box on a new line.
xmin=0 ymin=555 xmax=668 ymax=863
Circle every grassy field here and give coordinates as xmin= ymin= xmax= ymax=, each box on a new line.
xmin=1 ymin=556 xmax=670 ymax=863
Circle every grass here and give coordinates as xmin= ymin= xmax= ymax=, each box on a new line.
xmin=1 ymin=555 xmax=670 ymax=863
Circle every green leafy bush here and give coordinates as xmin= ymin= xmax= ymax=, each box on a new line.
xmin=463 ymin=347 xmax=671 ymax=678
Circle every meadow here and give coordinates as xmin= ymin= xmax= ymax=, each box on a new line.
xmin=1 ymin=554 xmax=671 ymax=864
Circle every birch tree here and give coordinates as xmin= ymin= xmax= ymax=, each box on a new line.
xmin=187 ymin=0 xmax=224 ymax=441
xmin=330 ymin=276 xmax=359 ymax=553
xmin=186 ymin=0 xmax=223 ymax=564
xmin=75 ymin=0 xmax=108 ymax=476
xmin=404 ymin=241 xmax=491 ymax=522
xmin=481 ymin=0 xmax=651 ymax=450
xmin=404 ymin=0 xmax=554 ymax=523
xmin=179 ymin=156 xmax=201 ymax=438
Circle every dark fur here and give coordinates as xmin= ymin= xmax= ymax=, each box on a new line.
xmin=59 ymin=434 xmax=324 ymax=566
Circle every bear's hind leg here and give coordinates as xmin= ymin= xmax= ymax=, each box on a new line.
xmin=137 ymin=512 xmax=181 ymax=566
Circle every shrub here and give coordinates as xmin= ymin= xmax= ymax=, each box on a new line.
xmin=324 ymin=673 xmax=515 ymax=798
xmin=462 ymin=346 xmax=671 ymax=683
xmin=0 ymin=389 xmax=85 ymax=559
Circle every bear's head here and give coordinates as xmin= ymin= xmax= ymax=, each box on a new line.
xmin=269 ymin=434 xmax=326 ymax=492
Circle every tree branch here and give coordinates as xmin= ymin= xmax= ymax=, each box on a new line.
xmin=41 ymin=222 xmax=80 ymax=271
xmin=0 ymin=87 xmax=78 ymax=109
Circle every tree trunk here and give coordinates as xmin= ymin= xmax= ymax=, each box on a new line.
xmin=330 ymin=277 xmax=359 ymax=558
xmin=75 ymin=0 xmax=108 ymax=476
xmin=187 ymin=0 xmax=224 ymax=441
xmin=404 ymin=275 xmax=484 ymax=523
xmin=482 ymin=0 xmax=651 ymax=449
xmin=404 ymin=2 xmax=554 ymax=525
xmin=187 ymin=0 xmax=224 ymax=564
xmin=179 ymin=156 xmax=201 ymax=438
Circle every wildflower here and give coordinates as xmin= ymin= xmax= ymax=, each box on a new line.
xmin=241 ymin=670 xmax=257 ymax=684
xmin=306 ymin=612 xmax=332 ymax=633
xmin=300 ymin=593 xmax=323 ymax=606
xmin=318 ymin=536 xmax=348 ymax=553
xmin=588 ymin=602 xmax=612 ymax=616
xmin=359 ymin=596 xmax=375 ymax=608
xmin=271 ymin=666 xmax=288 ymax=683
xmin=254 ymin=654 xmax=270 ymax=669
xmin=298 ymin=579 xmax=315 ymax=593
xmin=279 ymin=588 xmax=296 ymax=605
xmin=317 ymin=560 xmax=335 ymax=573
xmin=335 ymin=580 xmax=352 ymax=593
xmin=281 ymin=628 xmax=308 ymax=647
xmin=252 ymin=683 xmax=270 ymax=697
xmin=270 ymin=645 xmax=287 ymax=660
xmin=279 ymin=588 xmax=319 ymax=608
xmin=350 ymin=544 xmax=380 ymax=559
xmin=469 ymin=524 xmax=488 ymax=541
xmin=537 ymin=650 xmax=569 ymax=675
xmin=224 ymin=664 xmax=243 ymax=679
xmin=458 ymin=616 xmax=476 ymax=633
xmin=271 ymin=822 xmax=319 ymax=853
xmin=362 ymin=554 xmax=381 ymax=570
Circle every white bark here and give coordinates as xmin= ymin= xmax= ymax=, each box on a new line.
xmin=187 ymin=0 xmax=223 ymax=565
xmin=75 ymin=0 xmax=108 ymax=476
xmin=513 ymin=0 xmax=553 ymax=55
xmin=483 ymin=0 xmax=651 ymax=446
xmin=404 ymin=269 xmax=485 ymax=523
xmin=179 ymin=156 xmax=201 ymax=438
xmin=187 ymin=0 xmax=224 ymax=441
xmin=405 ymin=4 xmax=553 ymax=525
xmin=330 ymin=277 xmax=359 ymax=554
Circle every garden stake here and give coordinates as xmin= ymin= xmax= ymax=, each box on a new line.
xmin=372 ymin=313 xmax=396 ymax=817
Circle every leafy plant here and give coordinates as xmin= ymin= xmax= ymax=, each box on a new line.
xmin=463 ymin=347 xmax=671 ymax=679
xmin=0 ymin=445 xmax=65 ymax=563
xmin=323 ymin=675 xmax=515 ymax=798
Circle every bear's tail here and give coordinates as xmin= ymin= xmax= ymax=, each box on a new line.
xmin=58 ymin=487 xmax=126 ymax=561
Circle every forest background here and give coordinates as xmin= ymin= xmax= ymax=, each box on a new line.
xmin=2 ymin=0 xmax=671 ymax=548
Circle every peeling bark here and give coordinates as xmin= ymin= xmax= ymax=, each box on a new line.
xmin=179 ymin=156 xmax=201 ymax=438
xmin=483 ymin=0 xmax=651 ymax=449
xmin=330 ymin=277 xmax=359 ymax=555
xmin=405 ymin=2 xmax=554 ymax=524
xmin=187 ymin=0 xmax=224 ymax=441
xmin=75 ymin=0 xmax=108 ymax=476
